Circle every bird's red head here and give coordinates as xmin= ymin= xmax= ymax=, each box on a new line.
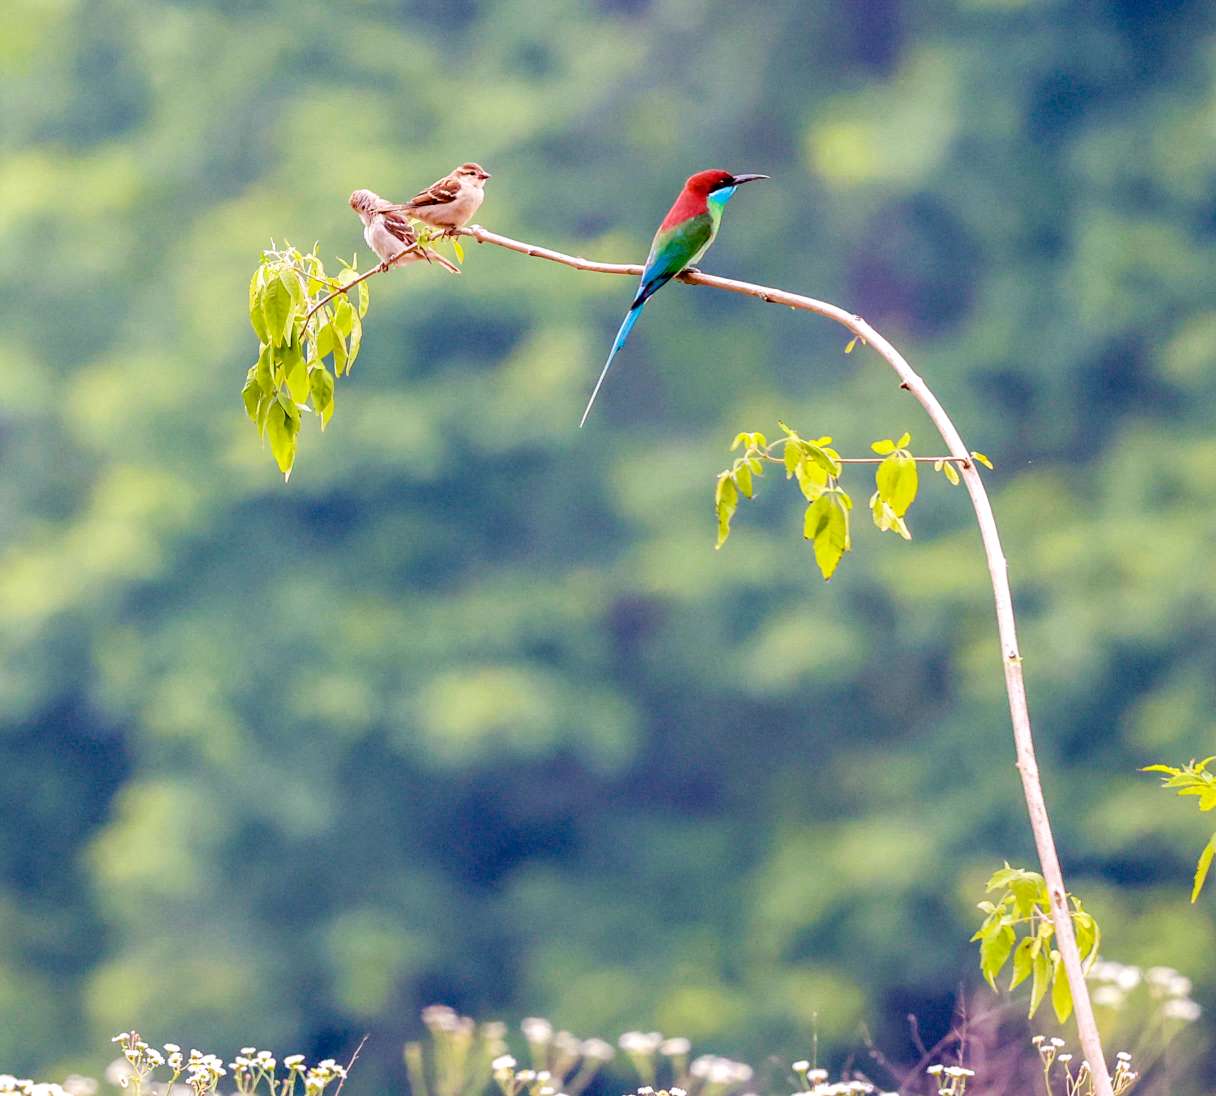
xmin=685 ymin=169 xmax=737 ymax=194
xmin=683 ymin=169 xmax=769 ymax=194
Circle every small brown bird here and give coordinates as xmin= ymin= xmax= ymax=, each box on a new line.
xmin=390 ymin=163 xmax=492 ymax=234
xmin=348 ymin=189 xmax=460 ymax=273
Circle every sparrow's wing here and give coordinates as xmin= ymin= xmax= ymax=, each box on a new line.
xmin=403 ymin=175 xmax=462 ymax=209
xmin=379 ymin=210 xmax=419 ymax=248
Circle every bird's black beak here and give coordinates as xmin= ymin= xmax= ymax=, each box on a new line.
xmin=731 ymin=173 xmax=769 ymax=186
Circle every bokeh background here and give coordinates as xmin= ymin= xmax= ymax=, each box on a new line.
xmin=3 ymin=0 xmax=1216 ymax=1089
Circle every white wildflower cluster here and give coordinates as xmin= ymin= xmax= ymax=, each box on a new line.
xmin=614 ymin=1032 xmax=734 ymax=1094
xmin=482 ymin=1013 xmax=615 ymax=1096
xmin=792 ymin=1060 xmax=896 ymax=1096
xmin=103 ymin=1036 xmax=344 ymax=1096
xmin=688 ymin=1056 xmax=753 ymax=1088
xmin=407 ymin=1005 xmax=512 ymax=1096
xmin=516 ymin=1015 xmax=614 ymax=1096
xmin=1032 ymin=1036 xmax=1139 ymax=1096
xmin=1088 ymin=959 xmax=1201 ymax=1022
xmin=925 ymin=1064 xmax=974 ymax=1096
xmin=1 ymin=1075 xmax=71 ymax=1096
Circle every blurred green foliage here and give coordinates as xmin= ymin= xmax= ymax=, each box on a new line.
xmin=2 ymin=0 xmax=1216 ymax=1090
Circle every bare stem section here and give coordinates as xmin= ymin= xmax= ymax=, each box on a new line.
xmin=448 ymin=224 xmax=1111 ymax=1095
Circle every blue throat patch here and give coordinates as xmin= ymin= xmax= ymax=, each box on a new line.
xmin=708 ymin=185 xmax=737 ymax=210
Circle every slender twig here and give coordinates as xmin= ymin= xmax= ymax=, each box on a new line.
xmin=303 ymin=258 xmax=402 ymax=326
xmin=840 ymin=456 xmax=968 ymax=465
xmin=453 ymin=222 xmax=1113 ymax=1096
xmin=333 ymin=1033 xmax=369 ymax=1096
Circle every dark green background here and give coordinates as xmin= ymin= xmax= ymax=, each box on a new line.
xmin=2 ymin=0 xmax=1215 ymax=1089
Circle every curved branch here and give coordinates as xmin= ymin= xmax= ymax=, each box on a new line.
xmin=457 ymin=222 xmax=1113 ymax=1095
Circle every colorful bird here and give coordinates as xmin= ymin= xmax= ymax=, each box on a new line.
xmin=579 ymin=168 xmax=768 ymax=427
xmin=389 ymin=162 xmax=492 ymax=234
xmin=349 ymin=189 xmax=460 ymax=273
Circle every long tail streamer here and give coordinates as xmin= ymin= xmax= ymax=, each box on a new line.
xmin=579 ymin=302 xmax=646 ymax=427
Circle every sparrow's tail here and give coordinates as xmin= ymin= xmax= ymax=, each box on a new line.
xmin=579 ymin=301 xmax=646 ymax=428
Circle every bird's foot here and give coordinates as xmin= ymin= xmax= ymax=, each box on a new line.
xmin=377 ymin=259 xmax=392 ymax=272
xmin=681 ymin=265 xmax=702 ymax=277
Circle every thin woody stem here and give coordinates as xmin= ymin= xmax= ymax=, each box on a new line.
xmin=303 ymin=257 xmax=401 ymax=326
xmin=299 ymin=235 xmax=439 ymax=331
xmin=455 ymin=222 xmax=1112 ymax=1095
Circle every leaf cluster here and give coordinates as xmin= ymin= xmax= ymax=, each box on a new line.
xmin=971 ymin=864 xmax=1100 ymax=1024
xmin=1142 ymin=757 xmax=1216 ymax=901
xmin=715 ymin=422 xmax=987 ymax=581
xmin=243 ymin=244 xmax=368 ymax=478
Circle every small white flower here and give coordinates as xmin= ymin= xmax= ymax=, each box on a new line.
xmin=1116 ymin=1052 xmax=1132 ymax=1062
xmin=522 ymin=1018 xmax=553 ymax=1044
xmin=661 ymin=1038 xmax=691 ymax=1057
xmin=581 ymin=1039 xmax=614 ymax=1062
xmin=619 ymin=1033 xmax=663 ymax=1056
xmin=1168 ymin=975 xmax=1193 ymax=998
xmin=1116 ymin=966 xmax=1142 ymax=991
xmin=491 ymin=1057 xmax=516 ymax=1073
xmin=1162 ymin=998 xmax=1201 ymax=1022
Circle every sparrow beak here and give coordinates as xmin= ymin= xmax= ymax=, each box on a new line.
xmin=731 ymin=173 xmax=769 ymax=186
xmin=479 ymin=170 xmax=492 ymax=180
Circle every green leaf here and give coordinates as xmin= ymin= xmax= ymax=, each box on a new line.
xmin=256 ymin=392 xmax=273 ymax=440
xmin=942 ymin=460 xmax=960 ymax=486
xmin=805 ymin=442 xmax=842 ymax=478
xmin=1009 ymin=936 xmax=1036 ymax=991
xmin=844 ymin=336 xmax=858 ymax=354
xmin=715 ymin=473 xmax=739 ymax=549
xmin=357 ymin=278 xmax=370 ymax=318
xmin=804 ymin=491 xmax=850 ymax=581
xmin=249 ymin=269 xmax=270 ymax=342
xmin=314 ymin=322 xmax=335 ymax=362
xmin=1029 ymin=947 xmax=1051 ymax=1018
xmin=980 ymin=924 xmax=1015 ymax=991
xmin=1050 ymin=952 xmax=1073 ymax=1023
xmin=870 ymin=438 xmax=895 ymax=455
xmin=731 ymin=432 xmax=750 ymax=451
xmin=261 ymin=274 xmax=293 ymax=347
xmin=876 ymin=452 xmax=919 ymax=517
xmin=346 ymin=311 xmax=362 ymax=371
xmin=266 ymin=395 xmax=300 ymax=479
xmin=735 ymin=461 xmax=753 ymax=499
xmin=331 ymin=326 xmax=349 ymax=377
xmin=309 ymin=367 xmax=335 ymax=429
xmin=285 ymin=352 xmax=310 ymax=405
xmin=795 ymin=456 xmax=827 ymax=501
xmin=1191 ymin=834 xmax=1216 ymax=902
xmin=333 ymin=295 xmax=354 ymax=338
xmin=255 ymin=342 xmax=274 ymax=393
xmin=280 ymin=268 xmax=305 ymax=313
xmin=971 ymin=451 xmax=994 ymax=470
xmin=784 ymin=440 xmax=803 ymax=478
xmin=897 ymin=432 xmax=911 ymax=448
xmin=241 ymin=368 xmax=261 ymax=421
xmin=452 ymin=237 xmax=465 ymax=263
